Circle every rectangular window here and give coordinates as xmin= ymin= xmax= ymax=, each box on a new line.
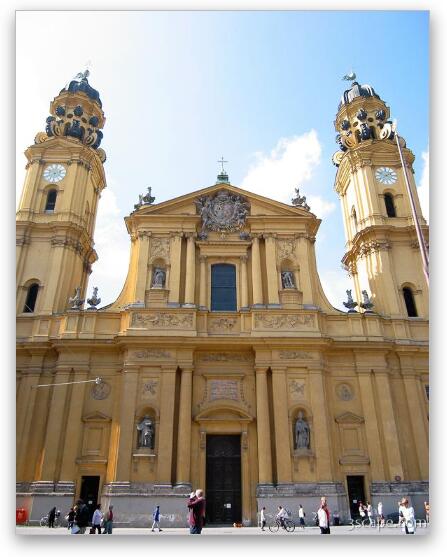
xmin=211 ymin=264 xmax=237 ymax=311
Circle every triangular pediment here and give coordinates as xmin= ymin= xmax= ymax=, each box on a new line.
xmin=131 ymin=182 xmax=317 ymax=220
xmin=82 ymin=411 xmax=111 ymax=422
xmin=335 ymin=412 xmax=365 ymax=424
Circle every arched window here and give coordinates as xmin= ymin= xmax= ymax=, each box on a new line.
xmin=384 ymin=193 xmax=396 ymax=217
xmin=403 ymin=287 xmax=418 ymax=317
xmin=45 ymin=189 xmax=57 ymax=212
xmin=23 ymin=283 xmax=39 ymax=313
xmin=211 ymin=264 xmax=236 ymax=311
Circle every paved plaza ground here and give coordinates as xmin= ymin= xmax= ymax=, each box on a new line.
xmin=16 ymin=524 xmax=429 ymax=536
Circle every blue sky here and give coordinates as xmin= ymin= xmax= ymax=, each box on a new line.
xmin=16 ymin=11 xmax=429 ymax=309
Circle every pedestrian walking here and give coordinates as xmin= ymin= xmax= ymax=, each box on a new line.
xmin=377 ymin=501 xmax=384 ymax=526
xmin=359 ymin=501 xmax=366 ymax=522
xmin=260 ymin=506 xmax=266 ymax=531
xmin=298 ymin=504 xmax=306 ymax=529
xmin=187 ymin=489 xmax=206 ymax=534
xmin=48 ymin=506 xmax=56 ymax=528
xmin=317 ymin=499 xmax=331 ymax=534
xmin=102 ymin=505 xmax=114 ymax=534
xmin=424 ymin=501 xmax=430 ymax=524
xmin=91 ymin=504 xmax=103 ymax=534
xmin=151 ymin=505 xmax=162 ymax=532
xmin=66 ymin=507 xmax=75 ymax=530
xmin=400 ymin=498 xmax=415 ymax=534
xmin=74 ymin=498 xmax=90 ymax=534
xmin=366 ymin=501 xmax=373 ymax=525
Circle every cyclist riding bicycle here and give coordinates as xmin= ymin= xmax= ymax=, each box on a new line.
xmin=276 ymin=506 xmax=289 ymax=528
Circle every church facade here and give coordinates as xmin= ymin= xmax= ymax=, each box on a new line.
xmin=16 ymin=75 xmax=429 ymax=526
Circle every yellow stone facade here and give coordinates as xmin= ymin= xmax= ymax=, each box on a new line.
xmin=16 ymin=77 xmax=428 ymax=526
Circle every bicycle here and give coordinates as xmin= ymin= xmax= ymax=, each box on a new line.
xmin=268 ymin=518 xmax=296 ymax=533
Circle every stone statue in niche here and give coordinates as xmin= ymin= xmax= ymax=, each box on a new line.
xmin=136 ymin=416 xmax=155 ymax=449
xmin=294 ymin=411 xmax=310 ymax=450
xmin=151 ymin=267 xmax=166 ymax=288
xmin=281 ymin=271 xmax=295 ymax=289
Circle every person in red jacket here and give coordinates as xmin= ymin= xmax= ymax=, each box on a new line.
xmin=188 ymin=489 xmax=206 ymax=534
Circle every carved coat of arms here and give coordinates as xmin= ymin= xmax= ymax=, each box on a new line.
xmin=195 ymin=190 xmax=250 ymax=234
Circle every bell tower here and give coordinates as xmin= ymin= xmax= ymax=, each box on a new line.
xmin=16 ymin=71 xmax=107 ymax=315
xmin=332 ymin=80 xmax=429 ymax=319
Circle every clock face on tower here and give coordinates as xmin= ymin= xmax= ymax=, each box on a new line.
xmin=43 ymin=164 xmax=66 ymax=183
xmin=375 ymin=166 xmax=397 ymax=185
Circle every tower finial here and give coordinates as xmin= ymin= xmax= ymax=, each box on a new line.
xmin=216 ymin=156 xmax=229 ymax=184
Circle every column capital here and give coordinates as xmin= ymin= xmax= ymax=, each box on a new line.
xmin=185 ymin=232 xmax=195 ymax=240
xmin=240 ymin=254 xmax=248 ymax=263
xmin=251 ymin=234 xmax=261 ymax=242
xmin=255 ymin=366 xmax=270 ymax=374
xmin=199 ymin=254 xmax=207 ymax=263
xmin=263 ymin=232 xmax=277 ymax=240
xmin=170 ymin=231 xmax=183 ymax=239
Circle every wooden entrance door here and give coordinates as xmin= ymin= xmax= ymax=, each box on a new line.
xmin=206 ymin=435 xmax=242 ymax=524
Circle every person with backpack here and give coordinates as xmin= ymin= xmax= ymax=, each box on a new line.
xmin=187 ymin=489 xmax=206 ymax=534
xmin=151 ymin=505 xmax=162 ymax=532
xmin=74 ymin=499 xmax=90 ymax=534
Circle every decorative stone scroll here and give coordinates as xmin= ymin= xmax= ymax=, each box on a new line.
xmin=132 ymin=349 xmax=172 ymax=359
xmin=131 ymin=312 xmax=194 ymax=329
xmin=150 ymin=237 xmax=170 ymax=260
xmin=91 ymin=381 xmax=111 ymax=400
xmin=198 ymin=352 xmax=252 ymax=362
xmin=289 ymin=380 xmax=305 ymax=399
xmin=254 ymin=313 xmax=315 ymax=330
xmin=142 ymin=380 xmax=158 ymax=397
xmin=277 ymin=238 xmax=295 ymax=262
xmin=279 ymin=351 xmax=313 ymax=360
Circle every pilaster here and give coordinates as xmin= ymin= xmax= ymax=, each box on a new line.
xmin=156 ymin=367 xmax=177 ymax=486
xmin=255 ymin=367 xmax=273 ymax=485
xmin=271 ymin=367 xmax=292 ymax=483
xmin=176 ymin=366 xmax=193 ymax=486
xmin=251 ymin=235 xmax=263 ymax=307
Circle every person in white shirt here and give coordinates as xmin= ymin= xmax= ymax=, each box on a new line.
xmin=260 ymin=507 xmax=266 ymax=531
xmin=317 ymin=500 xmax=330 ymax=534
xmin=276 ymin=506 xmax=288 ymax=529
xmin=377 ymin=501 xmax=384 ymax=526
xmin=400 ymin=498 xmax=415 ymax=534
xmin=298 ymin=504 xmax=306 ymax=529
xmin=366 ymin=502 xmax=372 ymax=524
xmin=91 ymin=503 xmax=103 ymax=534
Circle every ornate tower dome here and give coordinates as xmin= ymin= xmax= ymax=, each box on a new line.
xmin=35 ymin=70 xmax=106 ymax=159
xmin=332 ymin=80 xmax=396 ymax=167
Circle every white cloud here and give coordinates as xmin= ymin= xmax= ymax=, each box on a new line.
xmin=87 ymin=187 xmax=130 ymax=306
xmin=306 ymin=195 xmax=336 ymax=219
xmin=240 ymin=130 xmax=323 ymax=204
xmin=320 ymin=269 xmax=353 ymax=311
xmin=418 ymin=149 xmax=429 ymax=222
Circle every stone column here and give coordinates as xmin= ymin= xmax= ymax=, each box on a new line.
xmin=115 ymin=368 xmax=139 ymax=482
xmin=240 ymin=255 xmax=249 ymax=310
xmin=16 ymin=370 xmax=42 ymax=479
xmin=199 ymin=255 xmax=207 ymax=310
xmin=374 ymin=370 xmax=404 ymax=480
xmin=251 ymin=235 xmax=263 ymax=307
xmin=176 ymin=366 xmax=193 ymax=486
xmin=156 ymin=367 xmax=177 ymax=485
xmin=356 ymin=371 xmax=386 ymax=479
xmin=39 ymin=369 xmax=71 ymax=480
xmin=255 ymin=367 xmax=273 ymax=484
xmin=168 ymin=232 xmax=182 ymax=307
xmin=399 ymin=360 xmax=429 ymax=479
xmin=59 ymin=370 xmax=89 ymax=480
xmin=264 ymin=234 xmax=280 ymax=307
xmin=271 ymin=367 xmax=292 ymax=483
xmin=184 ymin=233 xmax=196 ymax=307
xmin=308 ymin=367 xmax=333 ymax=481
xmin=134 ymin=231 xmax=151 ymax=303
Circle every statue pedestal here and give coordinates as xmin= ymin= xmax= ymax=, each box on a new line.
xmin=279 ymin=289 xmax=302 ymax=308
xmin=145 ymin=288 xmax=168 ymax=308
xmin=292 ymin=449 xmax=315 ymax=472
